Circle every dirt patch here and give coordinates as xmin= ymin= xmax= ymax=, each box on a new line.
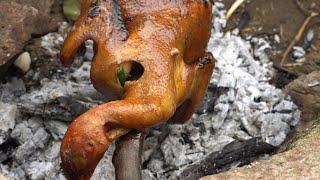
xmin=224 ymin=0 xmax=320 ymax=76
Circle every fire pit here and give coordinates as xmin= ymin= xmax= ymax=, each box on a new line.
xmin=0 ymin=2 xmax=300 ymax=180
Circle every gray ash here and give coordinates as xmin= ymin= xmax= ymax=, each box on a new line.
xmin=0 ymin=2 xmax=300 ymax=180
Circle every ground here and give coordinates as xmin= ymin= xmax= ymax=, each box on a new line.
xmin=224 ymin=0 xmax=320 ymax=79
xmin=201 ymin=119 xmax=320 ymax=179
xmin=200 ymin=0 xmax=320 ymax=178
xmin=0 ymin=0 xmax=320 ymax=179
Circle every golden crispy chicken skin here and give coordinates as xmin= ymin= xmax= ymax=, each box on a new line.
xmin=60 ymin=0 xmax=215 ymax=179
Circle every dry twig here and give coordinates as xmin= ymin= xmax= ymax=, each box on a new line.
xmin=294 ymin=0 xmax=310 ymax=16
xmin=280 ymin=12 xmax=318 ymax=66
xmin=226 ymin=0 xmax=246 ymax=20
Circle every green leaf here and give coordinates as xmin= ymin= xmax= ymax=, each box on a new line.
xmin=63 ymin=0 xmax=82 ymax=22
xmin=117 ymin=67 xmax=127 ymax=87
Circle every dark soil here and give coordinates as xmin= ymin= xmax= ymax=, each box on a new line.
xmin=224 ymin=0 xmax=320 ymax=77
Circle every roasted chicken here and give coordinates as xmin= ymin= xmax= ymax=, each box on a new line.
xmin=60 ymin=0 xmax=214 ymax=179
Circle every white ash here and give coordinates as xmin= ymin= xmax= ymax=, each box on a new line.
xmin=0 ymin=103 xmax=17 ymax=145
xmin=0 ymin=28 xmax=114 ymax=179
xmin=142 ymin=2 xmax=300 ymax=179
xmin=0 ymin=78 xmax=26 ymax=101
xmin=292 ymin=46 xmax=305 ymax=59
xmin=84 ymin=40 xmax=94 ymax=61
xmin=274 ymin=34 xmax=281 ymax=44
xmin=207 ymin=3 xmax=299 ymax=147
xmin=0 ymin=2 xmax=300 ymax=180
xmin=40 ymin=22 xmax=66 ymax=56
xmin=292 ymin=46 xmax=306 ymax=63
xmin=71 ymin=61 xmax=91 ymax=83
xmin=303 ymin=28 xmax=314 ymax=49
xmin=44 ymin=120 xmax=68 ymax=141
xmin=26 ymin=161 xmax=55 ymax=180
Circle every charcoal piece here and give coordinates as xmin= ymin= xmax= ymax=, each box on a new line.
xmin=180 ymin=138 xmax=276 ymax=180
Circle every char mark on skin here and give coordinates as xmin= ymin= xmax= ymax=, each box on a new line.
xmin=198 ymin=55 xmax=212 ymax=68
xmin=89 ymin=5 xmax=101 ymax=17
xmin=88 ymin=0 xmax=129 ymax=40
xmin=89 ymin=0 xmax=103 ymax=16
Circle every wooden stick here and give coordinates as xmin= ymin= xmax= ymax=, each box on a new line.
xmin=280 ymin=12 xmax=318 ymax=66
xmin=226 ymin=0 xmax=246 ymax=20
xmin=112 ymin=130 xmax=145 ymax=180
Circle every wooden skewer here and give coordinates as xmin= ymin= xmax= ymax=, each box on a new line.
xmin=113 ymin=131 xmax=145 ymax=180
xmin=226 ymin=0 xmax=246 ymax=20
xmin=280 ymin=12 xmax=318 ymax=66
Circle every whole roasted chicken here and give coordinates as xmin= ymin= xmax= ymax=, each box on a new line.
xmin=60 ymin=0 xmax=215 ymax=179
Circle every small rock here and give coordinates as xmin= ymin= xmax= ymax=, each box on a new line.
xmin=292 ymin=46 xmax=305 ymax=59
xmin=306 ymin=28 xmax=314 ymax=42
xmin=0 ymin=1 xmax=59 ymax=76
xmin=303 ymin=28 xmax=314 ymax=49
xmin=308 ymin=79 xmax=319 ymax=87
xmin=285 ymin=71 xmax=320 ymax=122
xmin=14 ymin=52 xmax=31 ymax=73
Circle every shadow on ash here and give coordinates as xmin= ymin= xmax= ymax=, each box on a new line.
xmin=0 ymin=2 xmax=300 ymax=180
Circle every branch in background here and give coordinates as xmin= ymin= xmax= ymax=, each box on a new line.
xmin=226 ymin=0 xmax=246 ymax=20
xmin=294 ymin=0 xmax=310 ymax=16
xmin=280 ymin=12 xmax=318 ymax=66
xmin=112 ymin=131 xmax=145 ymax=180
